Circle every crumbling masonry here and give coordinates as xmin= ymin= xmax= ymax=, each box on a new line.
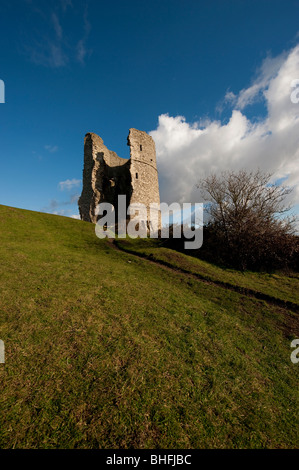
xmin=78 ymin=128 xmax=161 ymax=231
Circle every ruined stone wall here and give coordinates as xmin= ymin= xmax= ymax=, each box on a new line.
xmin=128 ymin=128 xmax=161 ymax=230
xmin=78 ymin=128 xmax=161 ymax=231
xmin=78 ymin=133 xmax=101 ymax=223
xmin=78 ymin=132 xmax=130 ymax=223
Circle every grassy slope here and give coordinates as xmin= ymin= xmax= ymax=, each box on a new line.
xmin=116 ymin=238 xmax=299 ymax=306
xmin=0 ymin=205 xmax=298 ymax=449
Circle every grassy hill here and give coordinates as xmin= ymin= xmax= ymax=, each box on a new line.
xmin=115 ymin=238 xmax=299 ymax=307
xmin=0 ymin=204 xmax=298 ymax=449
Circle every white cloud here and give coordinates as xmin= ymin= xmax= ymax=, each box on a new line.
xmin=42 ymin=192 xmax=80 ymax=217
xmin=60 ymin=0 xmax=73 ymax=12
xmin=26 ymin=41 xmax=67 ymax=68
xmin=70 ymin=193 xmax=80 ymax=203
xmin=52 ymin=13 xmax=63 ymax=40
xmin=77 ymin=39 xmax=87 ymax=64
xmin=76 ymin=6 xmax=91 ymax=65
xmin=236 ymin=53 xmax=287 ymax=109
xmin=24 ymin=2 xmax=91 ymax=68
xmin=71 ymin=214 xmax=80 ymax=219
xmin=150 ymin=44 xmax=299 ymax=209
xmin=52 ymin=209 xmax=67 ymax=216
xmin=45 ymin=145 xmax=58 ymax=153
xmin=59 ymin=179 xmax=82 ymax=191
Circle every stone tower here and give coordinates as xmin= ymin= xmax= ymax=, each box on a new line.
xmin=78 ymin=128 xmax=161 ymax=232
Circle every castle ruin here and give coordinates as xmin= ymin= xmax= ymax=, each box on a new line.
xmin=78 ymin=128 xmax=161 ymax=232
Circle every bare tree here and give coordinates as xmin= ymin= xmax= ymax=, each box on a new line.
xmin=197 ymin=169 xmax=297 ymax=270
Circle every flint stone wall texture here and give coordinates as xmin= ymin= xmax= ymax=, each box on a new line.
xmin=78 ymin=128 xmax=161 ymax=230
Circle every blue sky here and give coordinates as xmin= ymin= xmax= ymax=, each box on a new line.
xmin=0 ymin=0 xmax=299 ymax=219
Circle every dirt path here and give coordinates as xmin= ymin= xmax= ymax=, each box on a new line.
xmin=110 ymin=239 xmax=299 ymax=318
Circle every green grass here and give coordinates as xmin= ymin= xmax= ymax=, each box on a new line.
xmin=116 ymin=238 xmax=299 ymax=306
xmin=0 ymin=205 xmax=298 ymax=449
